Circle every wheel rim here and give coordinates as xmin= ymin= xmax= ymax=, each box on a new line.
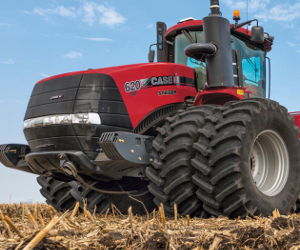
xmin=250 ymin=130 xmax=289 ymax=197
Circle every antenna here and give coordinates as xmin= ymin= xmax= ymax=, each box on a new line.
xmin=247 ymin=0 xmax=249 ymax=19
xmin=247 ymin=0 xmax=249 ymax=25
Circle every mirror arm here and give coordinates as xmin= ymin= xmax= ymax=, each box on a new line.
xmin=233 ymin=19 xmax=258 ymax=30
xmin=148 ymin=44 xmax=157 ymax=63
xmin=149 ymin=43 xmax=157 ymax=51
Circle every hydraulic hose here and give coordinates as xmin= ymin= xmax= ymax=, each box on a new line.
xmin=61 ymin=159 xmax=148 ymax=197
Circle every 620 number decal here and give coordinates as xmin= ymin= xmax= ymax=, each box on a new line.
xmin=125 ymin=80 xmax=142 ymax=93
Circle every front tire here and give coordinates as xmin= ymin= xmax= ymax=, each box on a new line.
xmin=70 ymin=178 xmax=155 ymax=215
xmin=37 ymin=176 xmax=77 ymax=211
xmin=193 ymin=99 xmax=300 ymax=218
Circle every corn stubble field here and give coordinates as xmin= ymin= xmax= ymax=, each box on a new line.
xmin=0 ymin=203 xmax=300 ymax=250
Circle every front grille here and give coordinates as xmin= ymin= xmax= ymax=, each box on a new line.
xmin=24 ymin=73 xmax=132 ymax=159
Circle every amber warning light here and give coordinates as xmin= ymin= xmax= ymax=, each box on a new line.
xmin=233 ymin=9 xmax=241 ymax=24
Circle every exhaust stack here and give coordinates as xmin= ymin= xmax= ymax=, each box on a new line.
xmin=185 ymin=0 xmax=235 ymax=88
xmin=204 ymin=0 xmax=235 ymax=88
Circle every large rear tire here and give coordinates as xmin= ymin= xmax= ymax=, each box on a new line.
xmin=37 ymin=176 xmax=77 ymax=211
xmin=145 ymin=106 xmax=218 ymax=217
xmin=193 ymin=99 xmax=300 ymax=218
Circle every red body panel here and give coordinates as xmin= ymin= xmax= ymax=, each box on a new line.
xmin=165 ymin=20 xmax=250 ymax=39
xmin=290 ymin=112 xmax=300 ymax=137
xmin=194 ymin=87 xmax=249 ymax=105
xmin=36 ymin=63 xmax=197 ymax=128
xmin=166 ymin=20 xmax=203 ymax=36
xmin=94 ymin=63 xmax=196 ymax=127
xmin=36 ymin=63 xmax=149 ymax=85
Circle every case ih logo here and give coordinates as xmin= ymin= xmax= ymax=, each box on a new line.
xmin=124 ymin=75 xmax=193 ymax=93
xmin=151 ymin=76 xmax=179 ymax=85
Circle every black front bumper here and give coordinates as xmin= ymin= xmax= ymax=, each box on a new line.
xmin=25 ymin=151 xmax=102 ymax=176
xmin=0 ymin=132 xmax=153 ymax=181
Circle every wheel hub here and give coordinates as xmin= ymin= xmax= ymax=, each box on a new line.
xmin=250 ymin=130 xmax=289 ymax=197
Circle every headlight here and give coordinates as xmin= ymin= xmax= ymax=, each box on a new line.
xmin=24 ymin=113 xmax=101 ymax=129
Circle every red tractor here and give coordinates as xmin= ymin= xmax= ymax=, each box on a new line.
xmin=1 ymin=0 xmax=300 ymax=218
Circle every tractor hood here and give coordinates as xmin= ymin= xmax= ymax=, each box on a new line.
xmin=24 ymin=63 xmax=196 ymax=159
xmin=29 ymin=63 xmax=196 ymax=126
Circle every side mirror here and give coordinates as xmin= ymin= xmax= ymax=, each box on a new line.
xmin=156 ymin=22 xmax=168 ymax=62
xmin=148 ymin=49 xmax=155 ymax=63
xmin=251 ymin=26 xmax=264 ymax=44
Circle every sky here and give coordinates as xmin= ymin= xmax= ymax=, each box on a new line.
xmin=1 ymin=0 xmax=300 ymax=203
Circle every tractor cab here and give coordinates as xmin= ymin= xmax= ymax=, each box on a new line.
xmin=151 ymin=15 xmax=273 ymax=99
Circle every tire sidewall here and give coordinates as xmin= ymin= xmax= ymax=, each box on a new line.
xmin=239 ymin=105 xmax=300 ymax=215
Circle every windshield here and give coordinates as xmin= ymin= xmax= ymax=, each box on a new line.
xmin=174 ymin=31 xmax=267 ymax=97
xmin=175 ymin=32 xmax=207 ymax=89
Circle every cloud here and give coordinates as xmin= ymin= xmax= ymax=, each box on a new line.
xmin=224 ymin=0 xmax=300 ymax=22
xmin=287 ymin=42 xmax=296 ymax=47
xmin=223 ymin=0 xmax=270 ymax=12
xmin=39 ymin=73 xmax=50 ymax=78
xmin=0 ymin=59 xmax=15 ymax=65
xmin=63 ymin=51 xmax=82 ymax=59
xmin=223 ymin=0 xmax=246 ymax=10
xmin=255 ymin=3 xmax=300 ymax=22
xmin=80 ymin=2 xmax=126 ymax=27
xmin=28 ymin=2 xmax=126 ymax=28
xmin=146 ymin=24 xmax=154 ymax=29
xmin=32 ymin=6 xmax=76 ymax=18
xmin=79 ymin=37 xmax=112 ymax=42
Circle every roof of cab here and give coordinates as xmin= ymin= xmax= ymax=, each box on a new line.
xmin=165 ymin=19 xmax=273 ymax=52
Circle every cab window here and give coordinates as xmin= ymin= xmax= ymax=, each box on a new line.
xmin=174 ymin=31 xmax=266 ymax=97
xmin=174 ymin=32 xmax=207 ymax=89
xmin=231 ymin=36 xmax=266 ymax=97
